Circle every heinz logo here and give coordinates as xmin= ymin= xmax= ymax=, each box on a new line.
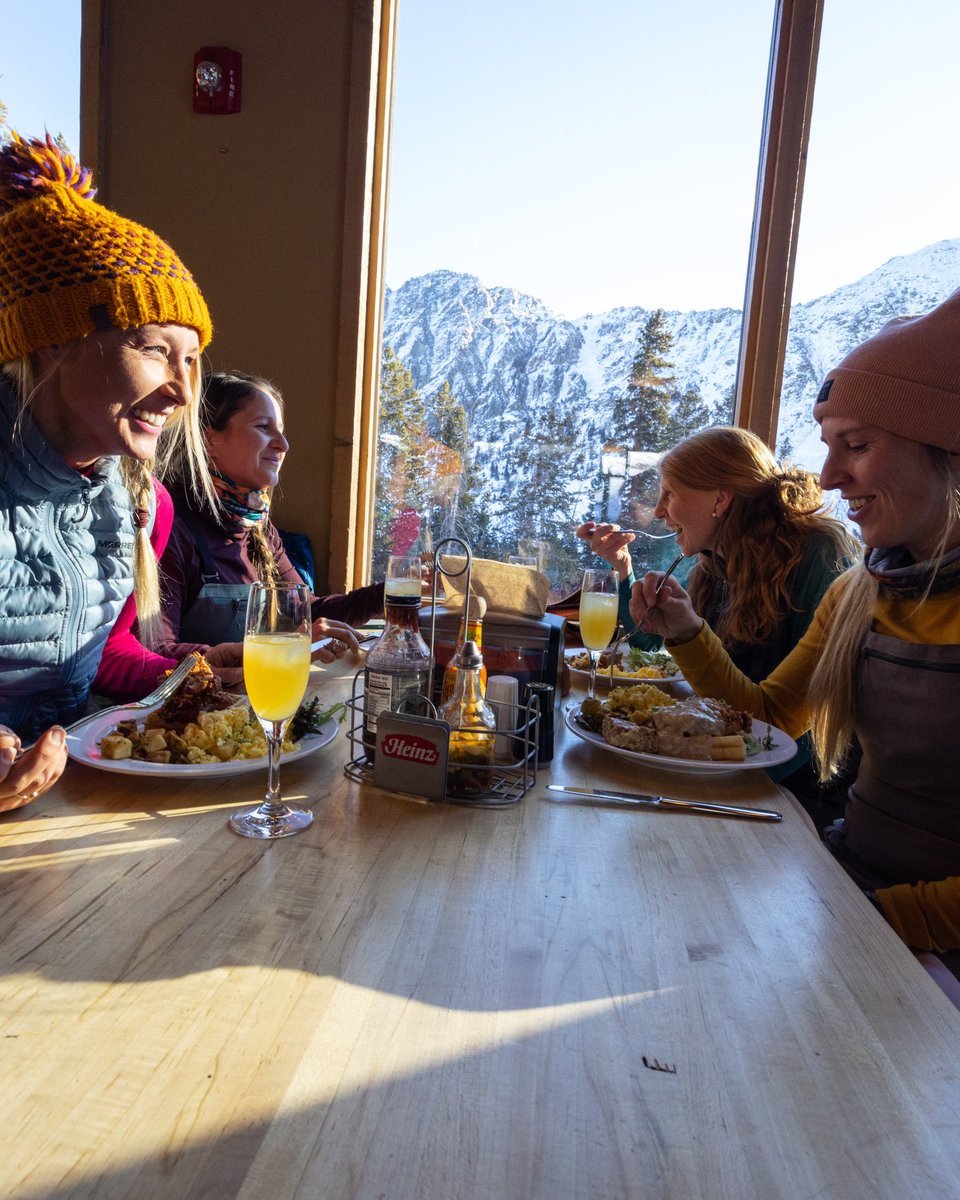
xmin=381 ymin=734 xmax=439 ymax=764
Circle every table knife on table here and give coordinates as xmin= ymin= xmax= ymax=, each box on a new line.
xmin=546 ymin=784 xmax=781 ymax=822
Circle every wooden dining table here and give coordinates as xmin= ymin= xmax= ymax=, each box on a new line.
xmin=2 ymin=660 xmax=959 ymax=1200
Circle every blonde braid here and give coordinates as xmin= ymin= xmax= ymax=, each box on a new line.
xmin=806 ymin=565 xmax=876 ymax=781
xmin=119 ymin=457 xmax=163 ymax=646
xmin=249 ymin=521 xmax=280 ymax=584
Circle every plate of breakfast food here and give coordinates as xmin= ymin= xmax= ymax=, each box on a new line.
xmin=564 ymin=683 xmax=796 ymax=773
xmin=565 ymin=646 xmax=686 ymax=688
xmin=67 ymin=660 xmax=343 ymax=778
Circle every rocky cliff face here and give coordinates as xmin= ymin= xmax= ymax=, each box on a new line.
xmin=383 ymin=239 xmax=960 ymax=483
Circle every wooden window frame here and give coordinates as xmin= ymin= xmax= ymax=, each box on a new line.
xmin=736 ymin=0 xmax=825 ymax=444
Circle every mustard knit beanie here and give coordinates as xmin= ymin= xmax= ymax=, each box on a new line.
xmin=0 ymin=132 xmax=212 ymax=362
xmin=814 ymin=287 xmax=960 ymax=453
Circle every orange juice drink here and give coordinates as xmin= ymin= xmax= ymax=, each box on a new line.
xmin=579 ymin=592 xmax=618 ymax=651
xmin=244 ymin=633 xmax=311 ymax=721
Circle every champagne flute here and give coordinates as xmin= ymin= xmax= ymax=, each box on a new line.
xmin=230 ymin=581 xmax=313 ymax=839
xmin=579 ymin=568 xmax=619 ymax=700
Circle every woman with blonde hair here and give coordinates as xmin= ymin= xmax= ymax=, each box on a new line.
xmin=578 ymin=425 xmax=856 ymax=800
xmin=630 ymin=294 xmax=960 ymax=975
xmin=0 ymin=131 xmax=218 ymax=809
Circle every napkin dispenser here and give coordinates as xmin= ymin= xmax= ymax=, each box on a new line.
xmin=423 ymin=606 xmax=566 ymax=739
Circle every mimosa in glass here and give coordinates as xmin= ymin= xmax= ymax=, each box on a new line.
xmin=230 ymin=582 xmax=313 ymax=839
xmin=579 ymin=568 xmax=619 ymax=699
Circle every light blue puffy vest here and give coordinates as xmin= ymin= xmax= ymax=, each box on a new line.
xmin=0 ymin=380 xmax=147 ymax=740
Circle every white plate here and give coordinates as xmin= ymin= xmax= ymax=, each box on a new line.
xmin=67 ymin=702 xmax=340 ymax=779
xmin=564 ymin=647 xmax=686 ymax=688
xmin=563 ymin=703 xmax=797 ymax=774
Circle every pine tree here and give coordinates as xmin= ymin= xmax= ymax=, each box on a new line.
xmin=502 ymin=409 xmax=584 ymax=593
xmin=666 ymin=382 xmax=710 ymax=444
xmin=425 ymin=379 xmax=484 ymax=549
xmin=712 ymin=381 xmax=737 ymax=426
xmin=613 ymin=309 xmax=675 ymax=451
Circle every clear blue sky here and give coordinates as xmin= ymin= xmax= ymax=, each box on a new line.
xmin=3 ymin=2 xmax=958 ymax=318
xmin=387 ymin=0 xmax=960 ymax=315
xmin=0 ymin=2 xmax=81 ymax=154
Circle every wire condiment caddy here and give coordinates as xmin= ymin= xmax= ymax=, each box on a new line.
xmin=343 ymin=538 xmax=541 ymax=806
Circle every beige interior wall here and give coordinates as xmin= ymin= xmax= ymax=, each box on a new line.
xmin=83 ymin=0 xmax=377 ymax=592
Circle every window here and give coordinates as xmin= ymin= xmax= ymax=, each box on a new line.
xmin=372 ymin=0 xmax=775 ymax=596
xmin=774 ymin=0 xmax=960 ymax=471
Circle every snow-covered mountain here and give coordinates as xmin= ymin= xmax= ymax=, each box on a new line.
xmin=383 ymin=239 xmax=960 ymax=483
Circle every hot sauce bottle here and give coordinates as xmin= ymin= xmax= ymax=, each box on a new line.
xmin=440 ymin=596 xmax=487 ymax=705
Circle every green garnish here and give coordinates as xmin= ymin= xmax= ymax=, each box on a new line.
xmin=290 ymin=697 xmax=347 ymax=741
xmin=624 ymin=647 xmax=680 ymax=676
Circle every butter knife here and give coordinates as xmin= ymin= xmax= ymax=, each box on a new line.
xmin=546 ymin=784 xmax=781 ymax=822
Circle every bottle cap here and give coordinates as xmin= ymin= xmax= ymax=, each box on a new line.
xmin=456 ymin=639 xmax=483 ymax=669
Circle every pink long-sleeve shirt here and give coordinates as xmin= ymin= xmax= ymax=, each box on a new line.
xmin=92 ymin=479 xmax=178 ymax=702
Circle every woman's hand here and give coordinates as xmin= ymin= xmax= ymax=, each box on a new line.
xmin=311 ymin=618 xmax=362 ymax=665
xmin=575 ymin=522 xmax=635 ymax=581
xmin=628 ymin=574 xmax=703 ymax=643
xmin=0 ymin=724 xmax=67 ymax=814
xmin=204 ymin=643 xmax=245 ymax=690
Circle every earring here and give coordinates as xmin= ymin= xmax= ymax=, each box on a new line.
xmin=711 ymin=509 xmax=719 ymax=519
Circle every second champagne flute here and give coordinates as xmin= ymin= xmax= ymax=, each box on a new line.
xmin=230 ymin=581 xmax=313 ymax=839
xmin=579 ymin=568 xmax=619 ymax=699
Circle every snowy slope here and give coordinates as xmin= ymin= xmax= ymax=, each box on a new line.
xmin=383 ymin=240 xmax=960 ymax=482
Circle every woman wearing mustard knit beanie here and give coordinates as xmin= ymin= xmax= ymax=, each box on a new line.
xmin=0 ymin=131 xmax=223 ymax=811
xmin=628 ymin=292 xmax=960 ymax=982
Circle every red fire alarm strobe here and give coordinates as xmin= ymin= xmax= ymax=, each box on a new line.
xmin=193 ymin=46 xmax=242 ymax=115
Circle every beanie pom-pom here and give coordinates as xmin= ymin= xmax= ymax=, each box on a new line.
xmin=0 ymin=131 xmax=97 ymax=214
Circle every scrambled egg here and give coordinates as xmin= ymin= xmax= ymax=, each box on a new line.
xmin=99 ymin=703 xmax=297 ymax=765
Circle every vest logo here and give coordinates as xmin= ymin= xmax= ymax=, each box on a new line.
xmin=97 ymin=539 xmax=134 ymax=554
xmin=380 ymin=734 xmax=439 ymax=764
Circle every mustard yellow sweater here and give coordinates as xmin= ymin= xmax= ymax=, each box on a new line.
xmin=669 ymin=574 xmax=960 ymax=953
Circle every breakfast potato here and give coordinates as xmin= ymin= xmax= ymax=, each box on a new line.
xmin=100 ymin=733 xmax=133 ymax=760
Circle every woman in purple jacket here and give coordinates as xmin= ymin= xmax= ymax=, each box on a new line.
xmin=157 ymin=371 xmax=382 ymax=663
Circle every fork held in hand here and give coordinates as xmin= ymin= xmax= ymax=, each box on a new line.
xmin=618 ymin=528 xmax=678 ymax=541
xmin=655 ymin=552 xmax=685 ymax=597
xmin=605 ymin=552 xmax=685 ymax=682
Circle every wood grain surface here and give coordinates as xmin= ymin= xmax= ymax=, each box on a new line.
xmin=1 ymin=663 xmax=958 ymax=1199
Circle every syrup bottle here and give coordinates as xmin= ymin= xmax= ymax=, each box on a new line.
xmin=362 ymin=590 xmax=432 ymax=762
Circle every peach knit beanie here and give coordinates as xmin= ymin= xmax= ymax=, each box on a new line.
xmin=814 ymin=288 xmax=960 ymax=452
xmin=0 ymin=132 xmax=212 ymax=362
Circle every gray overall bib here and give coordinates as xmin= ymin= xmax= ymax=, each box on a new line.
xmin=178 ymin=510 xmax=251 ymax=645
xmin=842 ymin=628 xmax=960 ymax=885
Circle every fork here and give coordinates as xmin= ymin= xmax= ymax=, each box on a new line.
xmin=62 ymin=651 xmax=203 ymax=739
xmin=618 ymin=528 xmax=678 ymax=541
xmin=605 ymin=552 xmax=685 ymax=682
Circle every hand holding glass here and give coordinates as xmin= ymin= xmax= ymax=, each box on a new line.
xmin=579 ymin=568 xmax=619 ymax=699
xmin=230 ymin=581 xmax=313 ymax=839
